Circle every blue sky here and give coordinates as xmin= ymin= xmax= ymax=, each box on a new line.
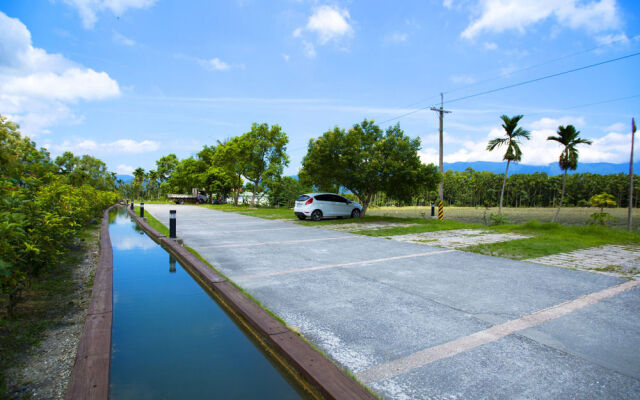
xmin=1 ymin=0 xmax=639 ymax=176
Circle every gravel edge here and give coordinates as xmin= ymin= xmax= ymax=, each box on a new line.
xmin=5 ymin=226 xmax=100 ymax=399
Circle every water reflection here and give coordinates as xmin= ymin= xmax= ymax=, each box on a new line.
xmin=111 ymin=234 xmax=156 ymax=251
xmin=169 ymin=254 xmax=176 ymax=273
xmin=108 ymin=207 xmax=302 ymax=400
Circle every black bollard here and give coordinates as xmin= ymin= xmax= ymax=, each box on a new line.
xmin=170 ymin=210 xmax=177 ymax=238
xmin=130 ymin=201 xmax=134 ymax=210
xmin=140 ymin=202 xmax=145 ymax=218
xmin=431 ymin=203 xmax=435 ymax=217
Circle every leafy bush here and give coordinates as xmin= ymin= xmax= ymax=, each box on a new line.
xmin=489 ymin=213 xmax=510 ymax=226
xmin=0 ymin=115 xmax=118 ymax=317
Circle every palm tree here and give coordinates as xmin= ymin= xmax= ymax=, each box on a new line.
xmin=547 ymin=125 xmax=592 ymax=222
xmin=133 ymin=167 xmax=145 ymax=185
xmin=487 ymin=115 xmax=531 ymax=212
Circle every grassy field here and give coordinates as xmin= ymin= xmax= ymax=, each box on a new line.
xmin=368 ymin=206 xmax=640 ymax=229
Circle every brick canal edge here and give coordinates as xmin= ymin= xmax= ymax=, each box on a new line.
xmin=66 ymin=204 xmax=116 ymax=400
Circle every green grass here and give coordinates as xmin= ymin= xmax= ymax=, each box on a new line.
xmin=202 ymin=204 xmax=295 ymax=220
xmin=135 ymin=205 xmax=170 ymax=236
xmin=368 ymin=206 xmax=640 ymax=229
xmin=464 ymin=220 xmax=640 ymax=259
xmin=354 ymin=218 xmax=482 ymax=236
xmin=0 ymin=224 xmax=100 ymax=396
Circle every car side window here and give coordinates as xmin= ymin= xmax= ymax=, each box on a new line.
xmin=315 ymin=194 xmax=330 ymax=201
xmin=329 ymin=195 xmax=346 ymax=203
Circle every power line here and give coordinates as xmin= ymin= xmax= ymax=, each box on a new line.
xmin=523 ymin=93 xmax=640 ymax=118
xmin=378 ymin=51 xmax=640 ymax=125
xmin=378 ymin=35 xmax=636 ymax=125
xmin=445 ymin=51 xmax=640 ymax=105
xmin=443 ymin=34 xmax=637 ymax=96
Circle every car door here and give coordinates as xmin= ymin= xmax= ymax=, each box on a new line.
xmin=314 ymin=194 xmax=333 ymax=217
xmin=331 ymin=195 xmax=350 ymax=217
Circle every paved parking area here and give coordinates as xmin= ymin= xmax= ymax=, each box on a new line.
xmin=145 ymin=204 xmax=640 ymax=399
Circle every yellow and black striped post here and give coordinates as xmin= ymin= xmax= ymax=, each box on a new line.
xmin=437 ymin=200 xmax=444 ymax=220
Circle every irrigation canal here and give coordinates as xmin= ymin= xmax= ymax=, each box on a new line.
xmin=107 ymin=208 xmax=305 ymax=399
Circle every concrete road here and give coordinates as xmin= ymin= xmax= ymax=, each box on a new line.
xmin=144 ymin=204 xmax=640 ymax=399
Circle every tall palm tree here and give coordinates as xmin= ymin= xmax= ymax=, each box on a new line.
xmin=133 ymin=167 xmax=145 ymax=185
xmin=487 ymin=115 xmax=531 ymax=212
xmin=547 ymin=125 xmax=592 ymax=222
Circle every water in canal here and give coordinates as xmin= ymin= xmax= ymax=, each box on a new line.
xmin=108 ymin=208 xmax=304 ymax=399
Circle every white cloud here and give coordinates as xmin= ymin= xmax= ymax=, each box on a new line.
xmin=0 ymin=11 xmax=120 ymax=136
xmin=443 ymin=0 xmax=454 ymax=9
xmin=116 ymin=164 xmax=135 ymax=175
xmin=62 ymin=0 xmax=156 ymax=29
xmin=483 ymin=41 xmax=498 ymax=50
xmin=595 ymin=32 xmax=629 ymax=45
xmin=198 ymin=57 xmax=231 ymax=71
xmin=175 ymin=53 xmax=238 ymax=71
xmin=113 ymin=31 xmax=136 ymax=46
xmin=45 ymin=138 xmax=160 ymax=155
xmin=450 ymin=74 xmax=476 ymax=84
xmin=604 ymin=122 xmax=625 ymax=132
xmin=2 ymin=69 xmax=119 ymax=101
xmin=421 ymin=115 xmax=637 ymax=166
xmin=384 ymin=32 xmax=408 ymax=44
xmin=293 ymin=5 xmax=353 ymax=55
xmin=461 ymin=0 xmax=621 ymax=40
xmin=306 ymin=5 xmax=353 ymax=44
xmin=282 ymin=53 xmax=290 ymax=62
xmin=302 ymin=40 xmax=316 ymax=58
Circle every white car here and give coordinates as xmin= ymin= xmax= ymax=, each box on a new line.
xmin=294 ymin=193 xmax=362 ymax=221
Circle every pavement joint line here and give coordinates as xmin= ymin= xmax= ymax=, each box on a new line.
xmin=355 ymin=279 xmax=640 ymax=384
xmin=234 ymin=249 xmax=456 ymax=280
xmin=197 ymin=236 xmax=357 ymax=248
xmin=190 ymin=226 xmax=303 ymax=233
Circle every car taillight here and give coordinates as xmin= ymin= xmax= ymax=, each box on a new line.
xmin=305 ymin=198 xmax=313 ymax=205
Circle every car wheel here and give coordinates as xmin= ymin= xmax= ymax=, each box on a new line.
xmin=311 ymin=210 xmax=323 ymax=221
xmin=351 ymin=209 xmax=361 ymax=218
xmin=297 ymin=215 xmax=306 ymax=220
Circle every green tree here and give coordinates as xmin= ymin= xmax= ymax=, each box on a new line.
xmin=156 ymin=154 xmax=179 ymax=183
xmin=166 ymin=157 xmax=205 ymax=194
xmin=214 ymin=137 xmax=251 ymax=205
xmin=133 ymin=167 xmax=145 ymax=185
xmin=300 ymin=120 xmax=439 ymax=216
xmin=487 ymin=115 xmax=531 ymax=213
xmin=547 ymin=125 xmax=592 ymax=222
xmin=265 ymin=176 xmax=311 ymax=208
xmin=242 ymin=123 xmax=289 ymax=206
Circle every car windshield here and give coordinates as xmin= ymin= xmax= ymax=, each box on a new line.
xmin=297 ymin=195 xmax=310 ymax=201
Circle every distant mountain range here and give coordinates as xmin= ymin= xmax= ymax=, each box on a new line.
xmin=116 ymin=174 xmax=134 ymax=183
xmin=115 ymin=162 xmax=636 ymax=184
xmin=443 ymin=162 xmax=638 ymax=176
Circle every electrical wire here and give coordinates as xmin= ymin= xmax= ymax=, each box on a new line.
xmin=378 ymin=51 xmax=640 ymax=125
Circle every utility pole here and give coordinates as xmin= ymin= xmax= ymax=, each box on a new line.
xmin=629 ymin=117 xmax=636 ymax=232
xmin=431 ymin=93 xmax=451 ymax=220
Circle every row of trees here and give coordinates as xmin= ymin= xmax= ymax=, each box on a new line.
xmin=127 ymin=120 xmax=441 ymax=215
xmin=127 ymin=116 xmax=632 ymax=216
xmin=121 ymin=123 xmax=290 ymax=206
xmin=442 ymin=168 xmax=638 ymax=209
xmin=1 ymin=115 xmax=118 ymax=317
